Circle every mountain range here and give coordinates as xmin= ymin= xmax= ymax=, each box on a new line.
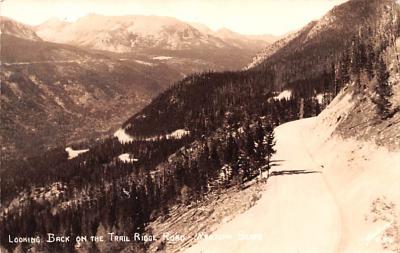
xmin=35 ymin=14 xmax=274 ymax=53
xmin=1 ymin=17 xmax=181 ymax=160
xmin=0 ymin=15 xmax=275 ymax=160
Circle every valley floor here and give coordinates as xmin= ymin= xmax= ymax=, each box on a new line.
xmin=183 ymin=117 xmax=400 ymax=253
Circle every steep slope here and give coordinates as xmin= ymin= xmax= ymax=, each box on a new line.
xmin=329 ymin=38 xmax=400 ymax=150
xmin=248 ymin=0 xmax=400 ymax=89
xmin=181 ymin=39 xmax=400 ymax=251
xmin=184 ymin=8 xmax=400 ymax=253
xmin=184 ymin=115 xmax=400 ymax=253
xmin=245 ymin=27 xmax=308 ymax=69
xmin=183 ymin=118 xmax=342 ymax=253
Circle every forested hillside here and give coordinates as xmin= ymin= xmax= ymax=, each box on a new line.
xmin=250 ymin=0 xmax=400 ymax=89
xmin=1 ymin=0 xmax=399 ymax=252
xmin=121 ymin=0 xmax=400 ymax=139
xmin=1 ymin=15 xmax=265 ymax=161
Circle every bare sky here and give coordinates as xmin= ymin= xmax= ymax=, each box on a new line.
xmin=0 ymin=0 xmax=348 ymax=35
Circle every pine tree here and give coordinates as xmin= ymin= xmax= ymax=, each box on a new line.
xmin=225 ymin=133 xmax=238 ymax=166
xmin=313 ymin=97 xmax=321 ymax=116
xmin=374 ymin=57 xmax=393 ymax=119
xmin=254 ymin=120 xmax=266 ymax=174
xmin=198 ymin=143 xmax=210 ymax=184
xmin=365 ymin=43 xmax=375 ymax=80
xmin=351 ymin=36 xmax=362 ymax=76
xmin=245 ymin=130 xmax=255 ymax=158
xmin=210 ymin=143 xmax=221 ymax=177
xmin=337 ymin=49 xmax=351 ymax=92
xmin=237 ymin=150 xmax=251 ymax=183
xmin=264 ymin=123 xmax=276 ymax=178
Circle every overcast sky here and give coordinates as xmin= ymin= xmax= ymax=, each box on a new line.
xmin=1 ymin=0 xmax=348 ymax=35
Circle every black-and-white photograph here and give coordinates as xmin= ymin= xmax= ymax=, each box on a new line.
xmin=1 ymin=0 xmax=399 ymax=252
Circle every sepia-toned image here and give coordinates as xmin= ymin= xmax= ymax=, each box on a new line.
xmin=1 ymin=0 xmax=399 ymax=252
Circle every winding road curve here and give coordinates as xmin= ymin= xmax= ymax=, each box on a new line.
xmin=184 ymin=118 xmax=344 ymax=253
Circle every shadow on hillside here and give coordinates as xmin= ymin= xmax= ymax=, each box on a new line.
xmin=270 ymin=170 xmax=321 ymax=177
xmin=270 ymin=159 xmax=285 ymax=167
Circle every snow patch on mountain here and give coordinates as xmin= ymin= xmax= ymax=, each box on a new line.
xmin=114 ymin=128 xmax=189 ymax=143
xmin=134 ymin=60 xmax=154 ymax=66
xmin=65 ymin=147 xmax=89 ymax=159
xmin=114 ymin=128 xmax=134 ymax=143
xmin=316 ymin=93 xmax=324 ymax=104
xmin=152 ymin=56 xmax=173 ymax=60
xmin=144 ymin=129 xmax=190 ymax=141
xmin=167 ymin=129 xmax=190 ymax=139
xmin=118 ymin=153 xmax=138 ymax=163
xmin=273 ymin=90 xmax=292 ymax=100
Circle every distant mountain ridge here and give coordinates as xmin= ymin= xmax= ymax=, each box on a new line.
xmin=189 ymin=23 xmax=280 ymax=48
xmin=35 ymin=14 xmax=274 ymax=53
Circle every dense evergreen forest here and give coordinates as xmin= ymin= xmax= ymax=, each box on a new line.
xmin=123 ymin=69 xmax=327 ymax=137
xmin=0 ymin=112 xmax=282 ymax=252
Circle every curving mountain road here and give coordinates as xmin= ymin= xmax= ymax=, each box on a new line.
xmin=184 ymin=118 xmax=343 ymax=253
